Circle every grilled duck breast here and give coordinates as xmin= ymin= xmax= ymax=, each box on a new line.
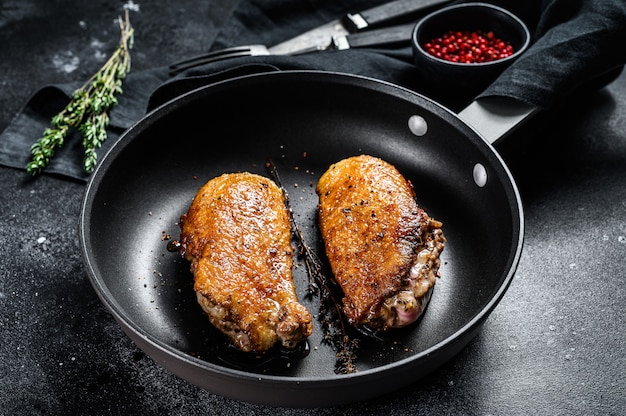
xmin=316 ymin=155 xmax=445 ymax=330
xmin=179 ymin=172 xmax=312 ymax=353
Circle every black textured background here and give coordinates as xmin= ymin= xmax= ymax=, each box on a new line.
xmin=1 ymin=1 xmax=625 ymax=414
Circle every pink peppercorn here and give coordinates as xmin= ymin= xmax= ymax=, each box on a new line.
xmin=423 ymin=30 xmax=514 ymax=63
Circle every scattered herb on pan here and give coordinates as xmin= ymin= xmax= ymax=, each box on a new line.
xmin=267 ymin=160 xmax=361 ymax=374
xmin=26 ymin=10 xmax=134 ymax=176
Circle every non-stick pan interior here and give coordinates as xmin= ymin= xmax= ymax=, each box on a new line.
xmin=80 ymin=71 xmax=522 ymax=406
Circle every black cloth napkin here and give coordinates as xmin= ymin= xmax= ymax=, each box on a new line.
xmin=1 ymin=0 xmax=625 ymax=181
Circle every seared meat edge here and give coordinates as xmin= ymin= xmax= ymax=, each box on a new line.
xmin=179 ymin=172 xmax=313 ymax=353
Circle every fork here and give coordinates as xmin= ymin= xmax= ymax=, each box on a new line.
xmin=168 ymin=0 xmax=453 ymax=75
xmin=168 ymin=23 xmax=416 ymax=76
xmin=169 ymin=45 xmax=273 ymax=75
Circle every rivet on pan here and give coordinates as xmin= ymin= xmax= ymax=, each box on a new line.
xmin=473 ymin=163 xmax=488 ymax=187
xmin=408 ymin=115 xmax=428 ymax=137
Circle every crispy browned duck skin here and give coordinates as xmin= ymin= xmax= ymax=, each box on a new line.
xmin=316 ymin=155 xmax=445 ymax=330
xmin=179 ymin=172 xmax=312 ymax=353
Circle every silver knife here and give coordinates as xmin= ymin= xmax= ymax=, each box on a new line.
xmin=268 ymin=0 xmax=452 ymax=55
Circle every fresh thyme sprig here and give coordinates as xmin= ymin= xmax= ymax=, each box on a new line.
xmin=26 ymin=11 xmax=134 ymax=176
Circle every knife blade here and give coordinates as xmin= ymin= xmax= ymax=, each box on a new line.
xmin=268 ymin=0 xmax=452 ymax=55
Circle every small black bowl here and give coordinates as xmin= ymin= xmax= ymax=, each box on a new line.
xmin=412 ymin=2 xmax=530 ymax=99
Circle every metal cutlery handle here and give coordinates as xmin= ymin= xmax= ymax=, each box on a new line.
xmin=334 ymin=23 xmax=415 ymax=49
xmin=344 ymin=0 xmax=451 ymax=31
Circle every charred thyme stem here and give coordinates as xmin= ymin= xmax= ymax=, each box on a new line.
xmin=267 ymin=160 xmax=361 ymax=374
xmin=267 ymin=160 xmax=320 ymax=295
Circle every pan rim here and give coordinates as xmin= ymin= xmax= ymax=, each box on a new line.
xmin=79 ymin=70 xmax=524 ymax=400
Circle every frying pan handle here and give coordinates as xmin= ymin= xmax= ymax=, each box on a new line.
xmin=457 ymin=97 xmax=538 ymax=145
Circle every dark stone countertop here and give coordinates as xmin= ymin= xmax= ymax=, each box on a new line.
xmin=1 ymin=1 xmax=624 ymax=415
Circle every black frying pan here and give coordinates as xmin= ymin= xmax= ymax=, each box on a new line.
xmin=79 ymin=71 xmax=523 ymax=407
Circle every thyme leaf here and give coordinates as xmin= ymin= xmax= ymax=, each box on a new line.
xmin=26 ymin=10 xmax=134 ymax=176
